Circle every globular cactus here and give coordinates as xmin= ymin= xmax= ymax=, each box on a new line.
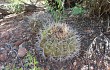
xmin=40 ymin=23 xmax=80 ymax=60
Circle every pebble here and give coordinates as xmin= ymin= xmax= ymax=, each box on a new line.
xmin=107 ymin=64 xmax=110 ymax=70
xmin=18 ymin=47 xmax=27 ymax=57
xmin=14 ymin=40 xmax=24 ymax=46
xmin=0 ymin=53 xmax=7 ymax=61
xmin=1 ymin=31 xmax=11 ymax=40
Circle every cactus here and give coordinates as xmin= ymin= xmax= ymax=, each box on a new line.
xmin=28 ymin=12 xmax=80 ymax=60
xmin=40 ymin=23 xmax=80 ymax=60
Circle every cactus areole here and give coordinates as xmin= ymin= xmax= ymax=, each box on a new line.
xmin=40 ymin=23 xmax=80 ymax=61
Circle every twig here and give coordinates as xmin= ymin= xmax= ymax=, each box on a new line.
xmin=107 ymin=0 xmax=110 ymax=3
xmin=107 ymin=15 xmax=110 ymax=32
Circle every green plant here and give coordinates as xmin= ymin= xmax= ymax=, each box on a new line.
xmin=9 ymin=0 xmax=31 ymax=4
xmin=45 ymin=0 xmax=64 ymax=22
xmin=71 ymin=4 xmax=86 ymax=15
xmin=4 ymin=52 xmax=41 ymax=70
xmin=7 ymin=3 xmax=24 ymax=13
xmin=7 ymin=0 xmax=38 ymax=13
xmin=40 ymin=23 xmax=80 ymax=59
xmin=24 ymin=52 xmax=41 ymax=70
xmin=5 ymin=0 xmax=24 ymax=13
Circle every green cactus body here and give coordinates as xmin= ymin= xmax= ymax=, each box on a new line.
xmin=40 ymin=23 xmax=80 ymax=59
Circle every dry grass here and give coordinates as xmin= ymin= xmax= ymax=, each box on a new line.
xmin=85 ymin=0 xmax=110 ymax=18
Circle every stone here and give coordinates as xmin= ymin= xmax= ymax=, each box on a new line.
xmin=1 ymin=31 xmax=11 ymax=40
xmin=18 ymin=47 xmax=27 ymax=57
xmin=14 ymin=40 xmax=23 ymax=46
xmin=107 ymin=64 xmax=110 ymax=70
xmin=0 ymin=53 xmax=7 ymax=61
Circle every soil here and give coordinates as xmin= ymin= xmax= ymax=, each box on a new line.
xmin=0 ymin=6 xmax=110 ymax=70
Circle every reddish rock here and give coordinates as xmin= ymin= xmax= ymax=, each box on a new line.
xmin=1 ymin=31 xmax=11 ymax=40
xmin=1 ymin=39 xmax=8 ymax=43
xmin=0 ymin=53 xmax=7 ymax=61
xmin=107 ymin=64 xmax=110 ymax=70
xmin=14 ymin=40 xmax=23 ymax=46
xmin=18 ymin=47 xmax=27 ymax=57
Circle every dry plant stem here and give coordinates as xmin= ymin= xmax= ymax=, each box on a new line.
xmin=30 ymin=0 xmax=34 ymax=4
xmin=107 ymin=16 xmax=110 ymax=32
xmin=107 ymin=0 xmax=110 ymax=3
xmin=87 ymin=0 xmax=110 ymax=18
xmin=99 ymin=0 xmax=108 ymax=17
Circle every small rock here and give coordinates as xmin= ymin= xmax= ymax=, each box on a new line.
xmin=18 ymin=47 xmax=27 ymax=57
xmin=14 ymin=40 xmax=23 ymax=46
xmin=106 ymin=63 xmax=110 ymax=70
xmin=0 ymin=53 xmax=7 ymax=61
xmin=0 ymin=48 xmax=5 ymax=53
xmin=1 ymin=31 xmax=11 ymax=40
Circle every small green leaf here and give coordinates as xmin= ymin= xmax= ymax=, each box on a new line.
xmin=34 ymin=57 xmax=38 ymax=65
xmin=71 ymin=6 xmax=86 ymax=15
